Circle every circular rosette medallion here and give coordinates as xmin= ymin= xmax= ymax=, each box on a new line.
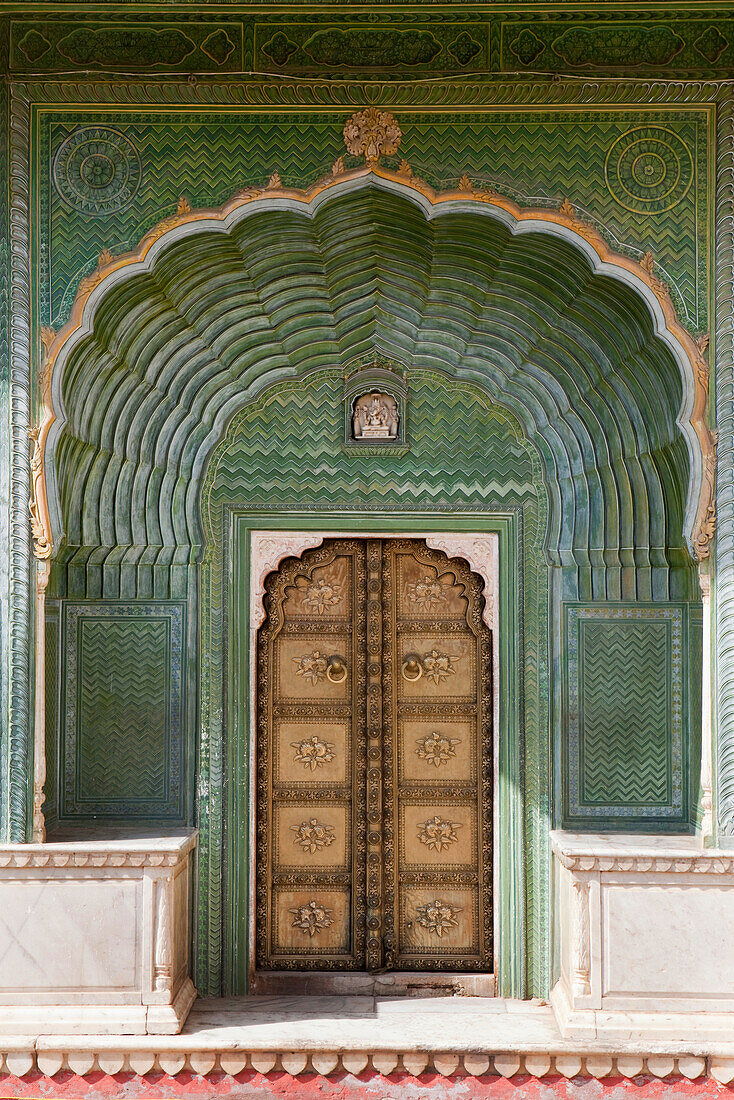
xmin=53 ymin=126 xmax=142 ymax=216
xmin=605 ymin=126 xmax=693 ymax=214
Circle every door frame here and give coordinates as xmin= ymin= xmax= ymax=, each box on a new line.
xmin=230 ymin=510 xmax=524 ymax=998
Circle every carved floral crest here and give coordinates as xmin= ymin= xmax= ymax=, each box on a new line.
xmin=422 ymin=649 xmax=460 ymax=685
xmin=291 ymin=818 xmax=336 ymax=853
xmin=291 ymin=734 xmax=336 ymax=770
xmin=415 ymin=731 xmax=461 ymax=767
xmin=343 ymin=108 xmax=402 ymax=166
xmin=293 ymin=650 xmax=329 ymax=685
xmin=405 ymin=575 xmax=450 ymax=613
xmin=301 ymin=576 xmax=343 ymax=614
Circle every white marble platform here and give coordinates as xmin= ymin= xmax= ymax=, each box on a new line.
xmin=0 ymin=832 xmax=197 ymax=1035
xmin=551 ymin=830 xmax=734 ymax=1042
xmin=3 ymin=997 xmax=734 ymax=1081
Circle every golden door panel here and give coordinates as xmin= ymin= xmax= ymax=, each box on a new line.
xmin=399 ymin=718 xmax=476 ymax=784
xmin=397 ymin=554 xmax=468 ymax=621
xmin=274 ymin=804 xmax=350 ymax=870
xmin=385 ymin=540 xmax=492 ymax=973
xmin=400 ymin=803 xmax=477 ymax=868
xmin=400 ymin=887 xmax=479 ymax=958
xmin=283 ymin=558 xmax=352 ymax=620
xmin=256 ymin=537 xmax=491 ymax=974
xmin=274 ymin=718 xmax=350 ymax=785
xmin=276 ymin=636 xmax=352 ymax=702
xmin=397 ymin=635 xmax=477 ymax=701
xmin=273 ymin=887 xmax=352 ymax=956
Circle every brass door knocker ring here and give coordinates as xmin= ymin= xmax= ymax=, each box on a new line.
xmin=326 ymin=656 xmax=348 ymax=683
xmin=401 ymin=655 xmax=423 ymax=682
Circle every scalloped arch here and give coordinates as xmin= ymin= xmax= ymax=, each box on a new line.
xmin=34 ymin=168 xmax=713 ymax=574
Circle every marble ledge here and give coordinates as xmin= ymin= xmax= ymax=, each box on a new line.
xmin=550 ymin=830 xmax=734 ymax=873
xmin=0 ymin=830 xmax=197 ymax=869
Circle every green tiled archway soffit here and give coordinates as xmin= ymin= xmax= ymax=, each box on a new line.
xmin=41 ymin=175 xmax=703 ymax=582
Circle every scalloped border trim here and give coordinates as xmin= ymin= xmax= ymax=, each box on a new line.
xmin=2 ymin=1047 xmax=732 ymax=1081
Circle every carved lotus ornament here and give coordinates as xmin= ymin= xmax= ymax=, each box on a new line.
xmin=343 ymin=107 xmax=402 ymax=166
xmin=301 ymin=577 xmax=343 ymax=614
xmin=291 ymin=818 xmax=336 ymax=853
xmin=291 ymin=734 xmax=336 ymax=770
xmin=417 ymin=815 xmax=461 ymax=852
xmin=293 ymin=649 xmax=329 ymax=684
xmin=290 ymin=900 xmax=334 ymax=936
xmin=405 ymin=575 xmax=450 ymax=613
xmin=415 ymin=899 xmax=462 ymax=937
xmin=422 ymin=648 xmax=460 ymax=684
xmin=415 ymin=731 xmax=461 ymax=767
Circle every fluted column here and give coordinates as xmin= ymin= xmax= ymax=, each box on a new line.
xmin=7 ymin=85 xmax=32 ymax=841
xmin=715 ymin=87 xmax=734 ymax=840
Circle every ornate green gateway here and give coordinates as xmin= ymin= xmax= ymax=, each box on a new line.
xmin=2 ymin=3 xmax=730 ymax=1006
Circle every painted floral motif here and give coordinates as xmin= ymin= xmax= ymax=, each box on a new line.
xmin=302 ymin=577 xmax=343 ymax=614
xmin=293 ymin=649 xmax=329 ymax=685
xmin=415 ymin=731 xmax=461 ymax=767
xmin=291 ymin=817 xmax=336 ymax=853
xmin=290 ymin=900 xmax=334 ymax=936
xmin=291 ymin=734 xmax=336 ymax=770
xmin=422 ymin=648 xmax=460 ymax=685
xmin=417 ymin=815 xmax=461 ymax=852
xmin=415 ymin=899 xmax=462 ymax=937
xmin=405 ymin=575 xmax=449 ymax=613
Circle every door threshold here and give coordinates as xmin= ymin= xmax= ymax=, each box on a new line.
xmin=251 ymin=971 xmax=496 ymax=998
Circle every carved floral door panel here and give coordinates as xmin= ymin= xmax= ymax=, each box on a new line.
xmin=256 ymin=542 xmax=367 ymax=970
xmin=256 ymin=538 xmax=492 ymax=973
xmin=384 ymin=541 xmax=492 ymax=971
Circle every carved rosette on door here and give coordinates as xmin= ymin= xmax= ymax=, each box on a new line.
xmin=256 ymin=539 xmax=492 ymax=973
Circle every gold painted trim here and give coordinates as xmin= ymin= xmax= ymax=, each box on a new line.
xmin=35 ymin=152 xmax=715 ymax=563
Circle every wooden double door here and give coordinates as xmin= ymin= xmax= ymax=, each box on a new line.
xmin=256 ymin=538 xmax=492 ymax=973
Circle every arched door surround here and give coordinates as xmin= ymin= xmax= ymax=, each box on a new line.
xmin=30 ymin=157 xmax=706 ymax=997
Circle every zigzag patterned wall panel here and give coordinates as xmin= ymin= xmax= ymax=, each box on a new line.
xmin=42 ymin=109 xmax=708 ymax=332
xmin=565 ymin=604 xmax=688 ymax=828
xmin=61 ymin=602 xmax=185 ymax=821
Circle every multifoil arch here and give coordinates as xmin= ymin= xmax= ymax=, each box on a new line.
xmin=32 ymin=170 xmax=712 ymax=587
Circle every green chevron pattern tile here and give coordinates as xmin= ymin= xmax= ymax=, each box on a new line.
xmin=209 ymin=370 xmax=538 ymax=511
xmin=565 ymin=604 xmax=687 ymax=827
xmin=61 ymin=602 xmax=185 ymax=821
xmin=41 ymin=108 xmax=708 ymax=333
xmin=581 ymin=621 xmax=669 ymax=803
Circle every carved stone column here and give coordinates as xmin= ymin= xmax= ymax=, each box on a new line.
xmin=716 ymin=89 xmax=734 ymax=840
xmin=570 ymin=878 xmax=591 ymax=998
xmin=32 ymin=559 xmax=50 ymax=842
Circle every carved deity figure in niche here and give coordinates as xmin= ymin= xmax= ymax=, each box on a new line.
xmin=352 ymin=391 xmax=399 ymax=440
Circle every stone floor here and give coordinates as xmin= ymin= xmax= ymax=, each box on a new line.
xmin=181 ymin=995 xmax=562 ymax=1053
